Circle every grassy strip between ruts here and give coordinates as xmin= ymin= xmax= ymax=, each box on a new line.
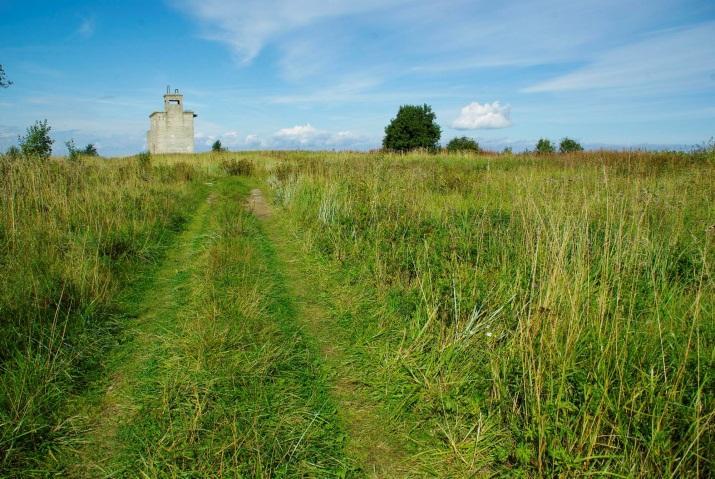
xmin=263 ymin=189 xmax=476 ymax=478
xmin=58 ymin=177 xmax=357 ymax=477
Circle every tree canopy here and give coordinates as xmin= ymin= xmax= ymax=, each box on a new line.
xmin=0 ymin=65 xmax=11 ymax=89
xmin=383 ymin=104 xmax=441 ymax=152
xmin=20 ymin=120 xmax=53 ymax=159
xmin=535 ymin=138 xmax=555 ymax=154
xmin=559 ymin=137 xmax=584 ymax=153
xmin=446 ymin=136 xmax=480 ymax=152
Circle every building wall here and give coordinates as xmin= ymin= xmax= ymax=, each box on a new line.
xmin=147 ymin=94 xmax=195 ymax=154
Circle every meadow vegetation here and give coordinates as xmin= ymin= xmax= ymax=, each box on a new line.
xmin=0 ymin=154 xmax=208 ymax=472
xmin=265 ymin=148 xmax=714 ymax=476
xmin=0 ymin=147 xmax=712 ymax=477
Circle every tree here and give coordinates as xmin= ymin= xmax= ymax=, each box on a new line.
xmin=535 ymin=138 xmax=555 ymax=154
xmin=0 ymin=65 xmax=11 ymax=89
xmin=446 ymin=136 xmax=480 ymax=152
xmin=383 ymin=104 xmax=441 ymax=152
xmin=65 ymin=139 xmax=80 ymax=162
xmin=83 ymin=143 xmax=98 ymax=156
xmin=559 ymin=137 xmax=584 ymax=153
xmin=19 ymin=120 xmax=53 ymax=159
xmin=212 ymin=139 xmax=224 ymax=152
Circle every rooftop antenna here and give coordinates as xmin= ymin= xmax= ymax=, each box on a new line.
xmin=166 ymin=85 xmax=170 ymax=94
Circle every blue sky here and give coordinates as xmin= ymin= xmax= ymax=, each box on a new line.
xmin=1 ymin=0 xmax=714 ymax=155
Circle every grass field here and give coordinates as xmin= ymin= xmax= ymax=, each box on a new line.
xmin=0 ymin=149 xmax=712 ymax=477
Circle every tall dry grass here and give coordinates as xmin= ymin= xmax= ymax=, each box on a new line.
xmin=266 ymin=149 xmax=714 ymax=476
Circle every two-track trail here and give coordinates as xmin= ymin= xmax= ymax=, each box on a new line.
xmin=251 ymin=188 xmax=415 ymax=478
xmin=50 ymin=178 xmax=423 ymax=478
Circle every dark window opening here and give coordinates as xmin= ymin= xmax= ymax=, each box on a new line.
xmin=168 ymin=99 xmax=181 ymax=105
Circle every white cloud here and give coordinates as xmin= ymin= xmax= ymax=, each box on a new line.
xmin=193 ymin=126 xmax=371 ymax=151
xmin=270 ymin=124 xmax=370 ymax=149
xmin=169 ymin=0 xmax=403 ymax=64
xmin=244 ymin=134 xmax=262 ymax=147
xmin=274 ymin=124 xmax=318 ymax=144
xmin=220 ymin=130 xmax=242 ymax=146
xmin=452 ymin=102 xmax=512 ymax=129
xmin=524 ymin=22 xmax=715 ymax=93
xmin=195 ymin=129 xmax=248 ymax=148
xmin=169 ymin=0 xmax=689 ymax=88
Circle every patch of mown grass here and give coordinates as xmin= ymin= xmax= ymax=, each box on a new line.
xmin=265 ymin=150 xmax=714 ymax=477
xmin=107 ymin=178 xmax=357 ymax=477
xmin=0 ymin=155 xmax=208 ymax=474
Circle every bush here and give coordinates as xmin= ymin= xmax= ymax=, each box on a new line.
xmin=222 ymin=158 xmax=253 ymax=176
xmin=83 ymin=144 xmax=98 ymax=156
xmin=383 ymin=104 xmax=441 ymax=152
xmin=5 ymin=146 xmax=20 ymax=161
xmin=212 ymin=140 xmax=224 ymax=152
xmin=19 ymin=120 xmax=53 ymax=160
xmin=446 ymin=136 xmax=480 ymax=152
xmin=559 ymin=137 xmax=584 ymax=153
xmin=536 ymin=138 xmax=555 ymax=154
xmin=65 ymin=139 xmax=80 ymax=163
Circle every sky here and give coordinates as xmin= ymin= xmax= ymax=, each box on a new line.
xmin=1 ymin=0 xmax=714 ymax=155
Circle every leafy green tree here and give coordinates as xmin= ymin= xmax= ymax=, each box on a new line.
xmin=212 ymin=139 xmax=224 ymax=152
xmin=383 ymin=104 xmax=441 ymax=152
xmin=446 ymin=136 xmax=480 ymax=152
xmin=65 ymin=139 xmax=80 ymax=162
xmin=502 ymin=146 xmax=513 ymax=155
xmin=83 ymin=143 xmax=98 ymax=156
xmin=559 ymin=137 xmax=584 ymax=153
xmin=535 ymin=138 xmax=555 ymax=154
xmin=19 ymin=120 xmax=53 ymax=159
xmin=0 ymin=65 xmax=11 ymax=88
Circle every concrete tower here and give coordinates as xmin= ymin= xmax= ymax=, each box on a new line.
xmin=147 ymin=87 xmax=196 ymax=154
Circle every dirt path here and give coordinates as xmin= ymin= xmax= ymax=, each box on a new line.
xmin=256 ymin=188 xmax=416 ymax=477
xmin=247 ymin=188 xmax=271 ymax=218
xmin=57 ymin=183 xmax=417 ymax=477
xmin=56 ymin=180 xmax=356 ymax=477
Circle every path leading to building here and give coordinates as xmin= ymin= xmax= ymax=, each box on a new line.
xmin=251 ymin=188 xmax=415 ymax=477
xmin=51 ymin=179 xmax=434 ymax=477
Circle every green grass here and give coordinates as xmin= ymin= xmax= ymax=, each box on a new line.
xmin=0 ymin=155 xmax=208 ymax=474
xmin=263 ymin=149 xmax=714 ymax=477
xmin=1 ymin=149 xmax=712 ymax=477
xmin=104 ymin=177 xmax=355 ymax=477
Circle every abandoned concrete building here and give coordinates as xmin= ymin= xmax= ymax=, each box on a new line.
xmin=147 ymin=88 xmax=196 ymax=154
